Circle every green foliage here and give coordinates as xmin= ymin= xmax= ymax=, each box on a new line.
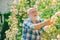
xmin=5 ymin=0 xmax=60 ymax=40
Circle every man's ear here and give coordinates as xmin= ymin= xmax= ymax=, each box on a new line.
xmin=27 ymin=14 xmax=29 ymax=16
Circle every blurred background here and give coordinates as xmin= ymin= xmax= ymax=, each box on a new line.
xmin=0 ymin=0 xmax=60 ymax=40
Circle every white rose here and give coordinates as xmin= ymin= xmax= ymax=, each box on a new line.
xmin=57 ymin=34 xmax=60 ymax=38
xmin=43 ymin=26 xmax=50 ymax=33
xmin=55 ymin=11 xmax=60 ymax=17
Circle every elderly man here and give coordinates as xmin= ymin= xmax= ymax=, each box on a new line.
xmin=22 ymin=8 xmax=52 ymax=40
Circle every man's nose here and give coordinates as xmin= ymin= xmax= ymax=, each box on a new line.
xmin=34 ymin=15 xmax=37 ymax=16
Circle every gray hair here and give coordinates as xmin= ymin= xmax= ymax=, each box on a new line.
xmin=27 ymin=8 xmax=36 ymax=14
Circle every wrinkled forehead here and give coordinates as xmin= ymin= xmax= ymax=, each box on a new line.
xmin=27 ymin=8 xmax=37 ymax=14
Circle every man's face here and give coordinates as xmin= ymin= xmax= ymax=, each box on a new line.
xmin=28 ymin=8 xmax=38 ymax=20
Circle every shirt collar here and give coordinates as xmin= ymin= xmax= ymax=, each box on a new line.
xmin=28 ymin=18 xmax=41 ymax=23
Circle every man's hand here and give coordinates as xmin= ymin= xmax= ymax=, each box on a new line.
xmin=51 ymin=15 xmax=58 ymax=24
xmin=44 ymin=19 xmax=53 ymax=25
xmin=34 ymin=19 xmax=53 ymax=30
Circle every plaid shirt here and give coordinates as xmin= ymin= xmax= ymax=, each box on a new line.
xmin=22 ymin=18 xmax=44 ymax=40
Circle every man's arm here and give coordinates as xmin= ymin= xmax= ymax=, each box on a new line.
xmin=31 ymin=20 xmax=52 ymax=30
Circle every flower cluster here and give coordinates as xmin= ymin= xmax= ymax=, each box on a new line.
xmin=5 ymin=0 xmax=18 ymax=40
